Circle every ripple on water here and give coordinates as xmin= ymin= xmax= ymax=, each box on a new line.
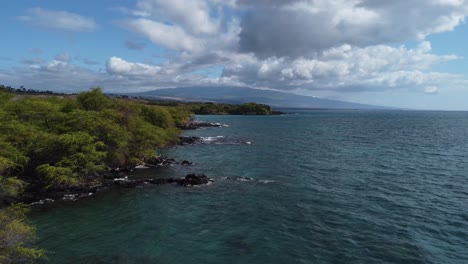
xmin=31 ymin=111 xmax=468 ymax=263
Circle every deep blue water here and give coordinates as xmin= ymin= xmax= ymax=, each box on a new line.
xmin=30 ymin=110 xmax=468 ymax=263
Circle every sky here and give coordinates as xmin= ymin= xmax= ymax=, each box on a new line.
xmin=1 ymin=0 xmax=468 ymax=110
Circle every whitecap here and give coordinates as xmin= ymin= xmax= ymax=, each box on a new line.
xmin=200 ymin=136 xmax=224 ymax=142
xmin=258 ymin=180 xmax=275 ymax=184
xmin=114 ymin=176 xmax=128 ymax=182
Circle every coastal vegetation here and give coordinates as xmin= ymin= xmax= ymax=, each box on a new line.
xmin=0 ymin=86 xmax=191 ymax=263
xmin=0 ymin=85 xmax=279 ymax=262
xmin=0 ymin=87 xmax=189 ymax=193
xmin=190 ymin=102 xmax=274 ymax=115
xmin=147 ymin=101 xmax=276 ymax=115
xmin=2 ymin=85 xmax=278 ymax=116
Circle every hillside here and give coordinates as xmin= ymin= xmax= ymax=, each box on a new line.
xmin=130 ymin=86 xmax=391 ymax=109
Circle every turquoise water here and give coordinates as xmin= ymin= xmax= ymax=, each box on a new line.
xmin=30 ymin=110 xmax=468 ymax=263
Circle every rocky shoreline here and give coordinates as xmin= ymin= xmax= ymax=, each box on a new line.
xmin=178 ymin=120 xmax=229 ymax=130
xmin=28 ymin=173 xmax=277 ymax=206
xmin=114 ymin=173 xmax=213 ymax=188
xmin=25 ymin=156 xmax=206 ymax=206
xmin=28 ymin=173 xmax=213 ymax=206
xmin=178 ymin=136 xmax=202 ymax=145
xmin=26 ymin=120 xmax=227 ymax=206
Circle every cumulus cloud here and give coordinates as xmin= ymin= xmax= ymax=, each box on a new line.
xmin=6 ymin=0 xmax=468 ymax=108
xmin=221 ymin=41 xmax=462 ymax=92
xmin=3 ymin=59 xmax=103 ymax=92
xmin=106 ymin=56 xmax=164 ymax=76
xmin=2 ymin=46 xmax=466 ymax=104
xmin=18 ymin=7 xmax=97 ymax=32
xmin=119 ymin=0 xmax=239 ymax=55
xmin=122 ymin=18 xmax=202 ymax=52
xmin=102 ymin=56 xmax=228 ymax=90
xmin=238 ymin=0 xmax=468 ymax=57
xmin=134 ymin=0 xmax=220 ymax=35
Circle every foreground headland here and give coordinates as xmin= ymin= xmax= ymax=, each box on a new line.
xmin=0 ymin=85 xmax=280 ymax=262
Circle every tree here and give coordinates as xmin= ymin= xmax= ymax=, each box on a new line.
xmin=0 ymin=144 xmax=44 ymax=263
xmin=0 ymin=205 xmax=45 ymax=263
xmin=141 ymin=105 xmax=175 ymax=129
xmin=0 ymin=141 xmax=28 ymax=203
xmin=0 ymin=86 xmax=196 ymax=262
xmin=76 ymin=87 xmax=111 ymax=111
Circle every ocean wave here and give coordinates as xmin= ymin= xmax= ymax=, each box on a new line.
xmin=199 ymin=136 xmax=225 ymax=142
xmin=222 ymin=176 xmax=275 ymax=184
xmin=199 ymin=136 xmax=252 ymax=145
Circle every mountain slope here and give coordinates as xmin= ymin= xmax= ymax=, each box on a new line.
xmin=130 ymin=86 xmax=390 ymax=109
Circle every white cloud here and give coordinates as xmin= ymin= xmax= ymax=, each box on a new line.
xmin=45 ymin=60 xmax=68 ymax=72
xmin=120 ymin=0 xmax=241 ymax=56
xmin=2 ymin=47 xmax=466 ymax=107
xmin=424 ymin=86 xmax=439 ymax=94
xmin=135 ymin=0 xmax=220 ymax=34
xmin=104 ymin=56 xmax=230 ymax=89
xmin=3 ymin=60 xmax=103 ymax=92
xmin=237 ymin=0 xmax=468 ymax=57
xmin=18 ymin=7 xmax=97 ymax=32
xmin=221 ymin=42 xmax=462 ymax=92
xmin=6 ymin=0 xmax=468 ymax=109
xmin=106 ymin=56 xmax=164 ymax=76
xmin=122 ymin=19 xmax=202 ymax=52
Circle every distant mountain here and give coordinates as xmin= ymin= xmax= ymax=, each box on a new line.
xmin=129 ymin=86 xmax=391 ymax=109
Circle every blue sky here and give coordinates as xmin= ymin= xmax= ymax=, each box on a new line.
xmin=1 ymin=0 xmax=468 ymax=110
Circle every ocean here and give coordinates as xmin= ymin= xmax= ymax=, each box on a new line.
xmin=30 ymin=110 xmax=468 ymax=263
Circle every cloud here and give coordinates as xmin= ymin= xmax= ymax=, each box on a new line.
xmin=3 ymin=55 xmax=224 ymax=93
xmin=221 ymin=41 xmax=462 ymax=92
xmin=121 ymin=18 xmax=202 ymax=52
xmin=5 ymin=0 xmax=468 ymax=109
xmin=119 ymin=0 xmax=240 ymax=55
xmin=43 ymin=60 xmax=69 ymax=72
xmin=2 ymin=48 xmax=466 ymax=104
xmin=18 ymin=7 xmax=97 ymax=32
xmin=3 ymin=60 xmax=103 ymax=92
xmin=106 ymin=56 xmax=164 ymax=76
xmin=135 ymin=0 xmax=220 ymax=34
xmin=237 ymin=0 xmax=468 ymax=57
xmin=125 ymin=40 xmax=146 ymax=51
xmin=235 ymin=0 xmax=298 ymax=7
xmin=424 ymin=86 xmax=439 ymax=94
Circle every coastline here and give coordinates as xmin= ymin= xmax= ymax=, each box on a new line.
xmin=1 ymin=87 xmax=282 ymax=207
xmin=24 ymin=158 xmax=209 ymax=206
xmin=1 ymin=86 xmax=282 ymax=263
xmin=21 ymin=120 xmax=229 ymax=206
